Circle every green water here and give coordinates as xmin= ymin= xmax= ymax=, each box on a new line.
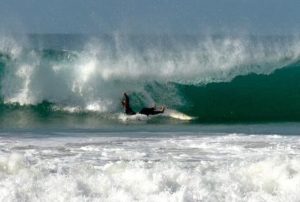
xmin=0 ymin=34 xmax=300 ymax=127
xmin=179 ymin=62 xmax=300 ymax=122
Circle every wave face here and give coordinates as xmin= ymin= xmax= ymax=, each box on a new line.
xmin=178 ymin=62 xmax=300 ymax=122
xmin=0 ymin=34 xmax=300 ymax=125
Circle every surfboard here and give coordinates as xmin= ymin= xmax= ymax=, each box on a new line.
xmin=164 ymin=109 xmax=194 ymax=121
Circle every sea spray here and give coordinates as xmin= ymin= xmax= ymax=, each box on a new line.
xmin=0 ymin=34 xmax=300 ymax=124
xmin=0 ymin=133 xmax=300 ymax=201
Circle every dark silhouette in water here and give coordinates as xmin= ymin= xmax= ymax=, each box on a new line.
xmin=121 ymin=93 xmax=165 ymax=116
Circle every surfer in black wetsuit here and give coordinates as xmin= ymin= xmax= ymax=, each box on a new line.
xmin=121 ymin=93 xmax=165 ymax=116
xmin=121 ymin=93 xmax=136 ymax=115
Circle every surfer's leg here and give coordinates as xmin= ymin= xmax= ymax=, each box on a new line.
xmin=150 ymin=106 xmax=165 ymax=115
xmin=139 ymin=107 xmax=152 ymax=116
xmin=140 ymin=106 xmax=165 ymax=115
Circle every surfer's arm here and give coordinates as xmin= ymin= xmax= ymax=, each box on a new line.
xmin=123 ymin=93 xmax=130 ymax=104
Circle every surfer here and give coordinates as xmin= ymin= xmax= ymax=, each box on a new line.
xmin=121 ymin=93 xmax=136 ymax=115
xmin=122 ymin=93 xmax=165 ymax=116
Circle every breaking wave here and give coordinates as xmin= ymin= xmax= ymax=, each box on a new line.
xmin=0 ymin=34 xmax=300 ymax=124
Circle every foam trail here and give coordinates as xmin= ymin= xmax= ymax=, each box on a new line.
xmin=118 ymin=113 xmax=149 ymax=122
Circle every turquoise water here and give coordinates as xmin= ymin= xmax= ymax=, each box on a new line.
xmin=179 ymin=63 xmax=300 ymax=122
xmin=1 ymin=34 xmax=300 ymax=126
xmin=1 ymin=34 xmax=300 ymax=201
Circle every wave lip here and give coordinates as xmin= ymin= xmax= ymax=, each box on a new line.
xmin=1 ymin=34 xmax=300 ymax=123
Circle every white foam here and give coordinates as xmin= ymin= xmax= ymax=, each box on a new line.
xmin=0 ymin=153 xmax=25 ymax=174
xmin=1 ymin=35 xmax=300 ymax=113
xmin=0 ymin=134 xmax=300 ymax=201
xmin=118 ymin=113 xmax=149 ymax=122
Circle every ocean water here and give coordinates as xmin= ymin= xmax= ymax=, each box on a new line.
xmin=0 ymin=34 xmax=300 ymax=201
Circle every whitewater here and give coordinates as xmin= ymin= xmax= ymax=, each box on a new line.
xmin=1 ymin=125 xmax=300 ymax=202
xmin=1 ymin=34 xmax=300 ymax=123
xmin=1 ymin=34 xmax=300 ymax=202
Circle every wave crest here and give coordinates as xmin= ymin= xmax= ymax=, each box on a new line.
xmin=0 ymin=34 xmax=300 ymax=115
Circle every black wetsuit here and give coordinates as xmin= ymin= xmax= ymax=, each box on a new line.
xmin=123 ymin=93 xmax=164 ymax=116
xmin=139 ymin=107 xmax=163 ymax=116
xmin=123 ymin=93 xmax=136 ymax=115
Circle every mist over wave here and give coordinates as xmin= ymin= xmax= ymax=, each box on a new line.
xmin=0 ymin=34 xmax=300 ymax=123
